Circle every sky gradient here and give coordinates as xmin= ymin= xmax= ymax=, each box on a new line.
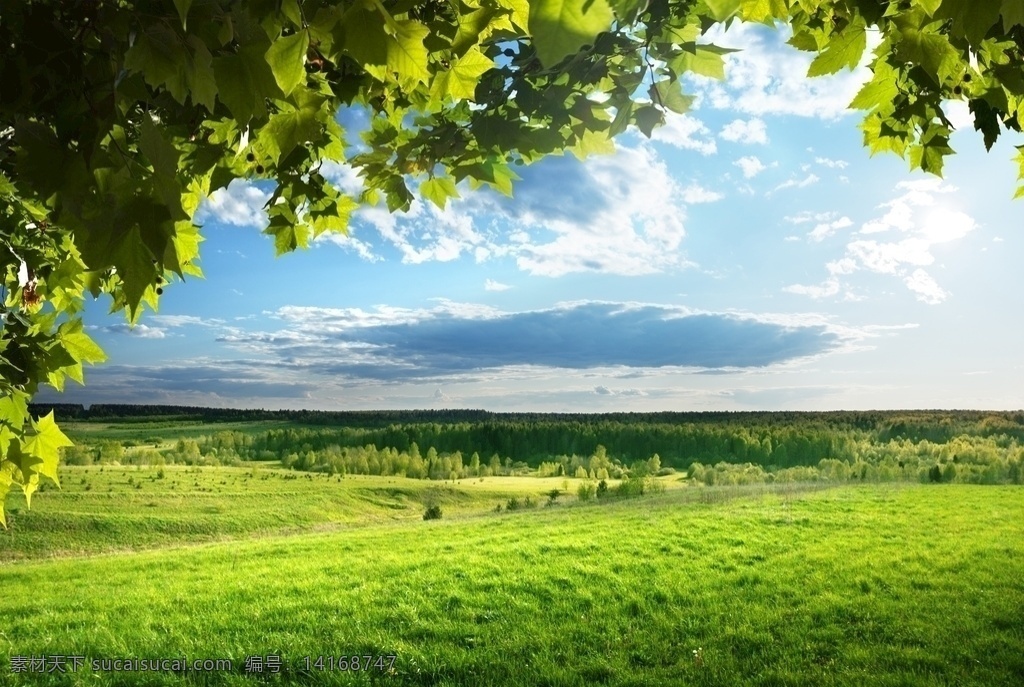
xmin=39 ymin=23 xmax=1024 ymax=412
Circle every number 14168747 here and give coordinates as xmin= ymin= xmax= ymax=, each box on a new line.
xmin=301 ymin=655 xmax=397 ymax=672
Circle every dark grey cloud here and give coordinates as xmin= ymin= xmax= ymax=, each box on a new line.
xmin=334 ymin=304 xmax=836 ymax=371
xmin=218 ymin=302 xmax=843 ymax=382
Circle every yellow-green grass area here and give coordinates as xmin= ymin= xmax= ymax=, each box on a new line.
xmin=1 ymin=485 xmax=1021 ymax=686
xmin=1 ymin=466 xmax=633 ymax=561
xmin=57 ymin=420 xmax=301 ymax=443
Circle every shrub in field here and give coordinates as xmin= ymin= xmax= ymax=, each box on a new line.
xmin=423 ymin=506 xmax=443 ymax=521
xmin=596 ymin=480 xmax=609 ymax=499
xmin=577 ymin=481 xmax=596 ymax=502
xmin=615 ymin=476 xmax=647 ymax=498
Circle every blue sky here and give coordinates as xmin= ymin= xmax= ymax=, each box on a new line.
xmin=40 ymin=23 xmax=1024 ymax=412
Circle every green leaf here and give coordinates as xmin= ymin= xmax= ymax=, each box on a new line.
xmin=186 ymin=36 xmax=217 ymax=110
xmin=649 ymin=79 xmax=694 ymax=114
xmin=739 ymin=0 xmax=787 ymax=24
xmin=570 ymin=128 xmax=615 ymax=159
xmin=1013 ymin=146 xmax=1024 ymax=199
xmin=125 ymin=24 xmax=190 ymax=103
xmin=266 ymin=31 xmax=309 ymax=96
xmin=0 ymin=391 xmax=29 ymax=431
xmin=529 ymin=0 xmax=615 ymax=68
xmin=788 ymin=30 xmax=819 ymax=52
xmin=310 ymin=195 xmax=358 ymax=236
xmin=451 ymin=6 xmax=500 ymax=55
xmin=173 ymin=0 xmax=193 ymax=28
xmin=607 ymin=0 xmax=644 ymax=22
xmin=704 ymin=0 xmax=742 ymax=22
xmin=850 ymin=60 xmax=900 ymax=112
xmin=634 ymin=104 xmax=664 ymax=137
xmin=386 ymin=20 xmax=431 ymax=86
xmin=22 ymin=412 xmax=73 ymax=489
xmin=258 ymin=90 xmax=325 ymax=163
xmin=264 ymin=213 xmax=310 ymax=255
xmin=123 ymin=24 xmax=217 ymax=109
xmin=337 ymin=8 xmax=388 ymax=72
xmin=112 ymin=226 xmax=158 ymax=318
xmin=431 ymin=46 xmax=495 ymax=101
xmin=1004 ymin=0 xmax=1024 ymax=31
xmin=934 ymin=0 xmax=1001 ymax=45
xmin=969 ymin=98 xmax=1001 ymax=150
xmin=421 ymin=176 xmax=460 ymax=209
xmin=214 ymin=41 xmax=281 ymax=123
xmin=57 ymin=319 xmax=107 ymax=366
xmin=808 ymin=16 xmax=868 ymax=76
xmin=670 ymin=44 xmax=735 ymax=80
xmin=893 ymin=17 xmax=961 ymax=85
xmin=908 ymin=124 xmax=953 ymax=176
xmin=0 ymin=457 xmax=13 ymax=527
xmin=139 ymin=119 xmax=180 ymax=180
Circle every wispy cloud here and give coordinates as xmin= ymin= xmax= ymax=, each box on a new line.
xmin=772 ymin=174 xmax=820 ymax=193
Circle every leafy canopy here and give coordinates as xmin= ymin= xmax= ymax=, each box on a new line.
xmin=1 ymin=0 xmax=1023 ymax=523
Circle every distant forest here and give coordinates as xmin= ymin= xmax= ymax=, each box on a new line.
xmin=38 ymin=404 xmax=1024 ymax=485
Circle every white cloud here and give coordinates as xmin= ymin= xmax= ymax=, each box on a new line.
xmin=941 ymin=100 xmax=974 ymax=131
xmin=689 ymin=22 xmax=877 ymax=120
xmin=316 ymin=231 xmax=381 ymax=262
xmin=485 ymin=279 xmax=512 ymax=291
xmin=785 ymin=210 xmax=838 ymax=225
xmin=734 ymin=156 xmax=766 ymax=179
xmin=498 ymin=145 xmax=693 ymax=277
xmin=772 ymin=174 xmax=820 ymax=193
xmin=783 ymin=279 xmax=840 ymax=299
xmin=319 ymin=160 xmax=365 ymax=196
xmin=680 ymin=183 xmax=724 ymax=203
xmin=650 ymin=114 xmax=718 ymax=154
xmin=904 ymin=269 xmax=949 ymax=305
xmin=149 ymin=316 xmax=225 ymax=328
xmin=103 ymin=323 xmax=167 ymax=339
xmin=720 ymin=118 xmax=768 ymax=144
xmin=815 ymin=157 xmax=848 ymax=169
xmin=199 ymin=179 xmax=272 ymax=229
xmin=808 ymin=216 xmax=852 ymax=242
xmin=324 ymin=144 xmax=693 ymax=278
xmin=787 ymin=180 xmax=977 ymax=304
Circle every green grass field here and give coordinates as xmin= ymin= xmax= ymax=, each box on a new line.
xmin=1 ymin=472 xmax=1022 ymax=686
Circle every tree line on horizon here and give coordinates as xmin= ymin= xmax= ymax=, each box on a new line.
xmin=58 ymin=410 xmax=1024 ymax=486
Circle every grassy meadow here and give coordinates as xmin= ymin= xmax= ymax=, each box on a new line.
xmin=2 ymin=470 xmax=1022 ymax=686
